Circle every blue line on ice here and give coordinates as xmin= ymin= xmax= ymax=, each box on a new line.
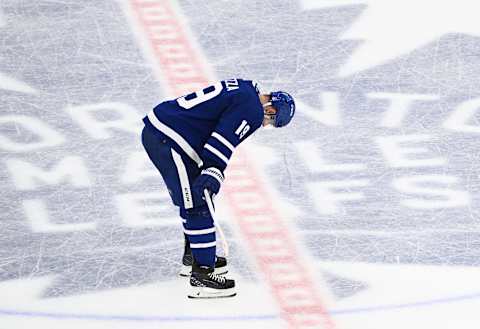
xmin=0 ymin=310 xmax=278 ymax=322
xmin=1 ymin=291 xmax=479 ymax=321
xmin=331 ymin=291 xmax=480 ymax=315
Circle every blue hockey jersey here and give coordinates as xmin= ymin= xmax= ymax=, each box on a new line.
xmin=143 ymin=78 xmax=264 ymax=171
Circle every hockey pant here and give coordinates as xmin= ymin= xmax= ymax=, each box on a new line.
xmin=141 ymin=126 xmax=216 ymax=267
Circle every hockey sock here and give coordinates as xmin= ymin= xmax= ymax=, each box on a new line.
xmin=180 ymin=206 xmax=216 ymax=267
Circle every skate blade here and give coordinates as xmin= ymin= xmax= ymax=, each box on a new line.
xmin=179 ymin=265 xmax=228 ymax=277
xmin=188 ymin=287 xmax=236 ymax=299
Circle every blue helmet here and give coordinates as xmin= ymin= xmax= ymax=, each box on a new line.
xmin=270 ymin=91 xmax=295 ymax=127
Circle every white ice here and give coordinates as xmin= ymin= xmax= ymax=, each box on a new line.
xmin=1 ymin=0 xmax=480 ymax=328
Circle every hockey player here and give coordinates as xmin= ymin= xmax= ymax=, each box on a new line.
xmin=141 ymin=78 xmax=295 ymax=298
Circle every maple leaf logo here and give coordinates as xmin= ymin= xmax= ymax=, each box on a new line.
xmin=1 ymin=0 xmax=479 ymax=304
xmin=301 ymin=0 xmax=480 ymax=76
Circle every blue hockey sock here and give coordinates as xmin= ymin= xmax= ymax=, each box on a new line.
xmin=180 ymin=206 xmax=216 ymax=267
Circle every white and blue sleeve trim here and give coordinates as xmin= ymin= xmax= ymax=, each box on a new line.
xmin=212 ymin=132 xmax=235 ymax=152
xmin=203 ymin=131 xmax=236 ymax=169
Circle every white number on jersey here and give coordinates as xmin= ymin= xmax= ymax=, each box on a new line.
xmin=176 ymin=82 xmax=223 ymax=109
xmin=235 ymin=120 xmax=250 ymax=139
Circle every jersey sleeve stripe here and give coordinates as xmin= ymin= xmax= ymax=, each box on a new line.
xmin=204 ymin=143 xmax=229 ymax=165
xmin=212 ymin=132 xmax=235 ymax=152
xmin=147 ymin=111 xmax=203 ymax=167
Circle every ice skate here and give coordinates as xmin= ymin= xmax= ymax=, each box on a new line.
xmin=188 ymin=262 xmax=236 ymax=299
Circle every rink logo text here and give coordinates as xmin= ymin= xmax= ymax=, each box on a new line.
xmin=0 ymin=92 xmax=477 ymax=232
xmin=295 ymin=91 xmax=477 ymax=214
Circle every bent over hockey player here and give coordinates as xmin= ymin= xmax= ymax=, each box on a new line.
xmin=141 ymin=78 xmax=295 ymax=298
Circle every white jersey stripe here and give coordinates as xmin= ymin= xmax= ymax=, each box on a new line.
xmin=190 ymin=241 xmax=216 ymax=249
xmin=204 ymin=143 xmax=229 ymax=165
xmin=212 ymin=132 xmax=235 ymax=152
xmin=147 ymin=111 xmax=203 ymax=167
xmin=171 ymin=149 xmax=193 ymax=209
xmin=184 ymin=227 xmax=216 ymax=235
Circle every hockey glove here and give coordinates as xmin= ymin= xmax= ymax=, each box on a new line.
xmin=192 ymin=167 xmax=224 ymax=200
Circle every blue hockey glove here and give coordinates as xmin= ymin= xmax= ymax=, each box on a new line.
xmin=192 ymin=167 xmax=224 ymax=200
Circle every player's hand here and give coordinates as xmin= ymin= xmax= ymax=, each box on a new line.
xmin=192 ymin=167 xmax=224 ymax=200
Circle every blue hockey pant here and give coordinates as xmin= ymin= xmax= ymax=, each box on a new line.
xmin=141 ymin=126 xmax=216 ymax=267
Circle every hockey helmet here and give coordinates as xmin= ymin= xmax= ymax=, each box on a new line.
xmin=269 ymin=91 xmax=295 ymax=127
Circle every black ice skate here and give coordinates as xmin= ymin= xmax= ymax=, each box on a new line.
xmin=179 ymin=235 xmax=228 ymax=277
xmin=188 ymin=262 xmax=236 ymax=299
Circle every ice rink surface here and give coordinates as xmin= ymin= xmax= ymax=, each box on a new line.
xmin=1 ymin=0 xmax=480 ymax=328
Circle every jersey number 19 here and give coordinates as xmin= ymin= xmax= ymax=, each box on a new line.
xmin=176 ymin=82 xmax=223 ymax=109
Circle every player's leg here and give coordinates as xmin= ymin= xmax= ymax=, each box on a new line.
xmin=179 ymin=233 xmax=227 ymax=277
xmin=181 ymin=206 xmax=235 ymax=298
xmin=161 ymin=143 xmax=228 ymax=276
xmin=180 ymin=205 xmax=216 ymax=266
xmin=142 ymin=126 xmax=227 ymax=270
xmin=142 ymin=127 xmax=234 ymax=298
xmin=179 ymin=233 xmax=193 ymax=275
xmin=141 ymin=127 xmax=179 ymax=202
xmin=169 ymin=151 xmax=234 ymax=298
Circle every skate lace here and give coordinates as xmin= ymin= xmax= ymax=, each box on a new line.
xmin=208 ymin=272 xmax=226 ymax=284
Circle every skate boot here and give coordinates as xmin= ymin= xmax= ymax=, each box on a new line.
xmin=179 ymin=252 xmax=228 ymax=277
xmin=188 ymin=262 xmax=236 ymax=299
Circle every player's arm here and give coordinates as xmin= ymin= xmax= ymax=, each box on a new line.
xmin=202 ymin=93 xmax=261 ymax=171
xmin=193 ymin=92 xmax=262 ymax=197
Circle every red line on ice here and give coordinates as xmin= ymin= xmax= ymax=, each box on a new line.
xmin=128 ymin=1 xmax=336 ymax=328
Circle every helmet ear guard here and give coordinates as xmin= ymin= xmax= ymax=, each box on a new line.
xmin=269 ymin=91 xmax=295 ymax=127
